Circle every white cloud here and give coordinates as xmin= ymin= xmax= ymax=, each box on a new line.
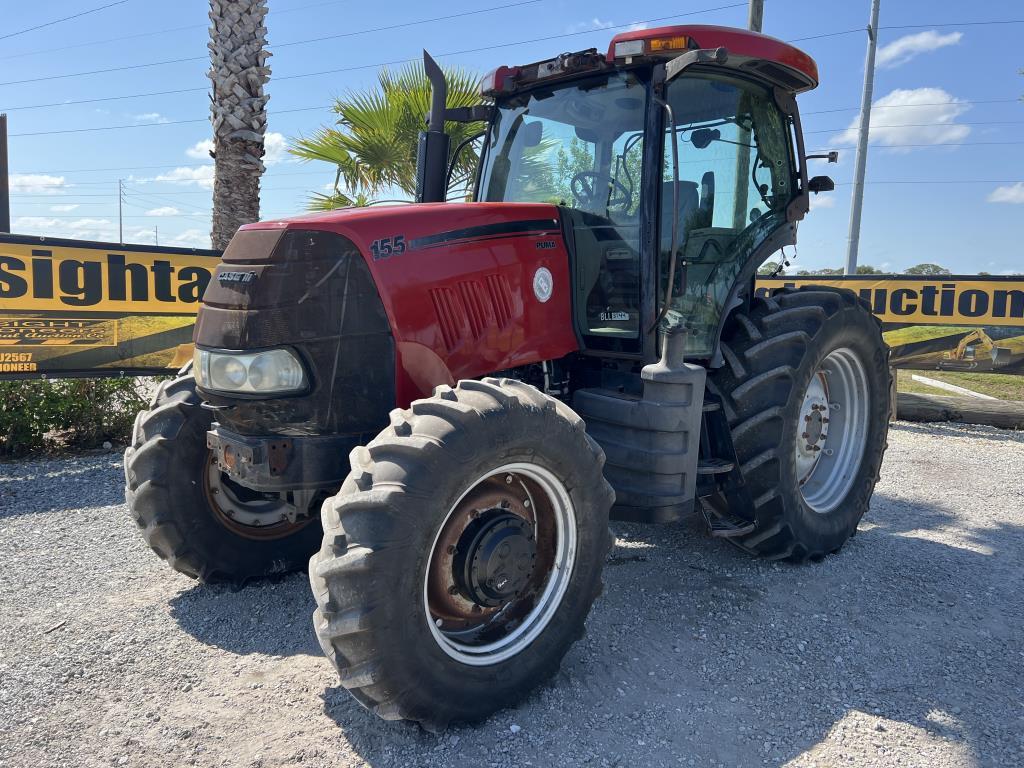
xmin=10 ymin=173 xmax=67 ymax=194
xmin=12 ymin=215 xmax=202 ymax=246
xmin=185 ymin=138 xmax=215 ymax=159
xmin=154 ymin=165 xmax=215 ymax=189
xmin=179 ymin=133 xmax=288 ymax=167
xmin=626 ymin=22 xmax=649 ymax=32
xmin=133 ymin=112 xmax=169 ymax=124
xmin=145 ymin=206 xmax=181 ymax=216
xmin=50 ymin=203 xmax=80 ymax=212
xmin=567 ymin=18 xmax=614 ymax=33
xmin=809 ymin=194 xmax=836 ymax=210
xmin=12 ymin=216 xmax=117 ymax=241
xmin=988 ymin=182 xmax=1024 ymax=204
xmin=168 ymin=229 xmax=212 ymax=249
xmin=264 ymin=131 xmax=291 ymax=165
xmin=832 ymin=88 xmax=970 ymax=151
xmin=877 ymin=31 xmax=962 ymax=69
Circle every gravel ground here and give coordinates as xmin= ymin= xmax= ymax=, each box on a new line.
xmin=1 ymin=420 xmax=1022 ymax=768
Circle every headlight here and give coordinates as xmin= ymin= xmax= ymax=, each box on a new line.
xmin=193 ymin=348 xmax=307 ymax=394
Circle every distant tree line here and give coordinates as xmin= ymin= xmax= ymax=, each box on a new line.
xmin=757 ymin=262 xmax=1009 ymax=277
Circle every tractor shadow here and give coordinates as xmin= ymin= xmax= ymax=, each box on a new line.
xmin=167 ymin=571 xmax=322 ymax=658
xmin=324 ymin=488 xmax=1023 ymax=767
xmin=159 ymin=438 xmax=1023 ymax=766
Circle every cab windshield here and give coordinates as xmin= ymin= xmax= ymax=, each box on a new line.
xmin=478 ymin=71 xmax=648 ymax=218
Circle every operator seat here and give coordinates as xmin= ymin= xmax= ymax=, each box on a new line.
xmin=660 ymin=180 xmax=699 ymax=256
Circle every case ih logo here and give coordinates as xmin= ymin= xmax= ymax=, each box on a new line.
xmin=218 ymin=271 xmax=257 ymax=285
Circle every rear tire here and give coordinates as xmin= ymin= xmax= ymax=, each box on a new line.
xmin=123 ymin=375 xmax=322 ymax=582
xmin=309 ymin=378 xmax=614 ymax=730
xmin=705 ymin=287 xmax=891 ymax=561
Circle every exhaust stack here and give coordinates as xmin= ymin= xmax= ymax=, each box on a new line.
xmin=415 ymin=51 xmax=451 ymax=203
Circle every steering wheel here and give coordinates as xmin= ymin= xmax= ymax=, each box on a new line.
xmin=570 ymin=171 xmax=632 ymax=214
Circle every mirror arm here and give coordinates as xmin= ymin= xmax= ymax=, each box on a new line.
xmin=444 ymin=105 xmax=495 ymax=123
xmin=665 ymin=46 xmax=728 ymax=83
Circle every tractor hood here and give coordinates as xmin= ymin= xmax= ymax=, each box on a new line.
xmin=196 ymin=202 xmax=580 ymax=413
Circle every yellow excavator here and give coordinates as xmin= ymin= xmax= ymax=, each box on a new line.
xmin=940 ymin=329 xmax=1013 ymax=370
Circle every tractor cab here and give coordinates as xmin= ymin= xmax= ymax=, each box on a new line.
xmin=430 ymin=25 xmax=822 ymax=362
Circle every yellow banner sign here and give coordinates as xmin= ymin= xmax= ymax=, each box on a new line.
xmin=0 ymin=234 xmax=219 ymax=378
xmin=757 ymin=277 xmax=1024 ymax=327
xmin=0 ymin=236 xmax=214 ymax=313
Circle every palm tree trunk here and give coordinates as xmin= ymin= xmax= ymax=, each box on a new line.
xmin=208 ymin=0 xmax=271 ymax=250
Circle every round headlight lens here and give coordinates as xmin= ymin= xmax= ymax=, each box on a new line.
xmin=210 ymin=356 xmax=247 ymax=389
xmin=248 ymin=350 xmax=305 ymax=391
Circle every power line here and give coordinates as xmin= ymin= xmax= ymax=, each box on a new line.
xmin=803 ymin=119 xmax=1024 ymax=135
xmin=0 ymin=0 xmax=368 ymax=62
xmin=813 ymin=140 xmax=1024 ymax=151
xmin=0 ymin=0 xmax=543 ymax=89
xmin=271 ymin=0 xmax=542 ymax=49
xmin=0 ymin=1 xmax=129 ymax=42
xmin=0 ymin=56 xmax=206 ymax=88
xmin=881 ymin=19 xmax=1024 ymax=30
xmin=803 ymin=99 xmax=1022 ymax=115
xmin=0 ymin=3 xmax=747 ymax=90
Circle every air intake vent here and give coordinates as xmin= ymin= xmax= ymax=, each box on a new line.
xmin=430 ymin=275 xmax=515 ymax=351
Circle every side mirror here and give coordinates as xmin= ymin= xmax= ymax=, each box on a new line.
xmin=808 ymin=175 xmax=835 ymax=194
xmin=690 ymin=128 xmax=720 ymax=149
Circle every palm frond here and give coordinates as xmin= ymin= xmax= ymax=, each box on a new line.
xmin=287 ymin=62 xmax=486 ymax=209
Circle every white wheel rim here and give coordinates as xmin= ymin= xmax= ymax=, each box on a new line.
xmin=795 ymin=347 xmax=871 ymax=513
xmin=423 ymin=462 xmax=577 ymax=666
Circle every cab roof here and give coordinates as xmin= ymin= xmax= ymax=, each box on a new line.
xmin=607 ymin=24 xmax=818 ymax=92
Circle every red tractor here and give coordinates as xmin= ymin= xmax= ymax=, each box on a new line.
xmin=125 ymin=24 xmax=890 ymax=730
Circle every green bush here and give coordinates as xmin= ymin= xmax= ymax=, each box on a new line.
xmin=0 ymin=378 xmax=152 ymax=457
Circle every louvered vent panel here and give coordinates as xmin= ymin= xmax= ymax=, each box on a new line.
xmin=485 ymin=274 xmax=514 ymax=328
xmin=430 ymin=275 xmax=515 ymax=351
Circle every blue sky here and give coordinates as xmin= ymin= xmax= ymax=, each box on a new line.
xmin=2 ymin=0 xmax=1022 ymax=273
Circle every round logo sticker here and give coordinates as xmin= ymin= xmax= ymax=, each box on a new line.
xmin=533 ymin=267 xmax=553 ymax=303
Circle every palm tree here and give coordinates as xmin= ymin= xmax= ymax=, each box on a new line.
xmin=289 ymin=63 xmax=484 ymax=209
xmin=207 ymin=0 xmax=271 ymax=249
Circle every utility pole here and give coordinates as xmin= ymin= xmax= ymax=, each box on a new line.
xmin=0 ymin=113 xmax=10 ymax=233
xmin=118 ymin=178 xmax=124 ymax=244
xmin=747 ymin=0 xmax=764 ymax=32
xmin=845 ymin=0 xmax=881 ymax=274
xmin=154 ymin=225 xmax=159 ymax=246
xmin=732 ymin=0 xmax=762 ymax=228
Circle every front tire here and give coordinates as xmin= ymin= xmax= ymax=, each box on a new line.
xmin=123 ymin=375 xmax=323 ymax=582
xmin=705 ymin=287 xmax=891 ymax=561
xmin=309 ymin=378 xmax=614 ymax=730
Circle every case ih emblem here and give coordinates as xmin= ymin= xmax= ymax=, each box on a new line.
xmin=217 ymin=271 xmax=257 ymax=285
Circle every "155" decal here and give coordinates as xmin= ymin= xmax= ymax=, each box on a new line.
xmin=370 ymin=235 xmax=406 ymax=260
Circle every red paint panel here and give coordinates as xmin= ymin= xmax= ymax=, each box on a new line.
xmin=241 ymin=203 xmax=580 ymax=407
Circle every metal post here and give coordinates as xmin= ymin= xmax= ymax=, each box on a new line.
xmin=118 ymin=178 xmax=124 ymax=244
xmin=0 ymin=113 xmax=10 ymax=233
xmin=845 ymin=0 xmax=881 ymax=275
xmin=154 ymin=226 xmax=158 ymax=245
xmin=747 ymin=0 xmax=764 ymax=32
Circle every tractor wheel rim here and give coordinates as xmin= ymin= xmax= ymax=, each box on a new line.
xmin=795 ymin=347 xmax=871 ymax=514
xmin=204 ymin=453 xmax=313 ymax=540
xmin=423 ymin=462 xmax=577 ymax=666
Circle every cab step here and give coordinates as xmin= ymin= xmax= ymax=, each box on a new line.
xmin=697 ymin=458 xmax=734 ymax=475
xmin=700 ymin=502 xmax=757 ymax=538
